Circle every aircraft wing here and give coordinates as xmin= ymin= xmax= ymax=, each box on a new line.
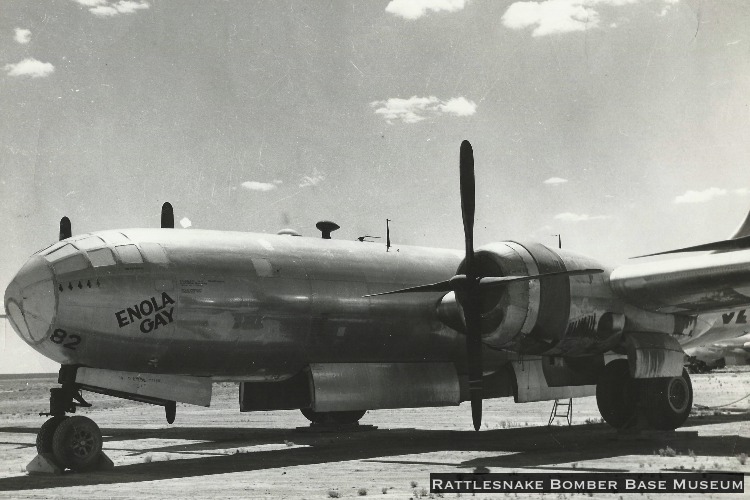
xmin=609 ymin=249 xmax=750 ymax=314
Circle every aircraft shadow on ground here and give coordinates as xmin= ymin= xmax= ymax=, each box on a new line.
xmin=0 ymin=414 xmax=749 ymax=492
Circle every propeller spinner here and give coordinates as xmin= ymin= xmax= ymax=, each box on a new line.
xmin=365 ymin=141 xmax=603 ymax=431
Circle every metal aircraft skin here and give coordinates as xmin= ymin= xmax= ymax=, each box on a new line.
xmin=8 ymin=227 xmax=750 ymax=373
xmin=4 ymin=141 xmax=750 ymax=472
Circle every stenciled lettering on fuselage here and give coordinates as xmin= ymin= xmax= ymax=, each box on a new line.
xmin=722 ymin=309 xmax=748 ymax=325
xmin=115 ymin=292 xmax=175 ymax=333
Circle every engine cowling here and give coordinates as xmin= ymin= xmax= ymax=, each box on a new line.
xmin=437 ymin=241 xmax=624 ymax=356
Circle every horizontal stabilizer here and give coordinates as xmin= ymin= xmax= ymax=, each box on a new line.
xmin=632 ymin=234 xmax=750 ymax=259
xmin=364 ymin=268 xmax=603 ymax=297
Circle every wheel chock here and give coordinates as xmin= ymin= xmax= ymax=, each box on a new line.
xmin=26 ymin=453 xmax=62 ymax=474
xmin=25 ymin=451 xmax=114 ymax=474
xmin=96 ymin=451 xmax=115 ymax=471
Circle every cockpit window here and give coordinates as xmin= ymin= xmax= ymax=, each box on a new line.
xmin=73 ymin=235 xmax=106 ymax=251
xmin=88 ymin=247 xmax=116 ymax=267
xmin=53 ymin=254 xmax=90 ymax=275
xmin=139 ymin=242 xmax=169 ymax=265
xmin=36 ymin=242 xmax=61 ymax=256
xmin=115 ymin=244 xmax=143 ymax=264
xmin=99 ymin=231 xmax=131 ymax=246
xmin=43 ymin=244 xmax=77 ymax=263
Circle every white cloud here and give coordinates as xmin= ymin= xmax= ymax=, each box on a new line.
xmin=114 ymin=0 xmax=149 ymax=14
xmin=90 ymin=5 xmax=119 ymax=16
xmin=554 ymin=212 xmax=610 ymax=222
xmin=502 ymin=0 xmax=600 ymax=37
xmin=4 ymin=58 xmax=55 ymax=78
xmin=241 ymin=181 xmax=278 ymax=192
xmin=76 ymin=0 xmax=150 ymax=17
xmin=371 ymin=95 xmax=477 ymax=124
xmin=544 ymin=177 xmax=568 ymax=185
xmin=386 ymin=0 xmax=467 ymax=20
xmin=660 ymin=0 xmax=678 ymax=15
xmin=438 ymin=97 xmax=477 ymax=116
xmin=372 ymin=96 xmax=437 ymax=124
xmin=299 ymin=169 xmax=325 ymax=188
xmin=14 ymin=28 xmax=31 ymax=44
xmin=72 ymin=0 xmax=108 ymax=6
xmin=672 ymin=187 xmax=749 ymax=203
xmin=502 ymin=0 xmax=668 ymax=37
xmin=673 ymin=187 xmax=727 ymax=204
xmin=179 ymin=217 xmax=192 ymax=229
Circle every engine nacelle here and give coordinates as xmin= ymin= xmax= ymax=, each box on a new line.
xmin=437 ymin=241 xmax=624 ymax=356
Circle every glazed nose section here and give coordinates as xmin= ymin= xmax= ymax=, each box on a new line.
xmin=4 ymin=256 xmax=56 ymax=345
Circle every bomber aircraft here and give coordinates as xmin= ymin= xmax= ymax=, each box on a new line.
xmin=5 ymin=141 xmax=750 ymax=472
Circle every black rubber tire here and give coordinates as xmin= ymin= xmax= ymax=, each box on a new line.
xmin=36 ymin=416 xmax=68 ymax=454
xmin=300 ymin=409 xmax=366 ymax=425
xmin=643 ymin=368 xmax=693 ymax=430
xmin=51 ymin=415 xmax=103 ymax=472
xmin=596 ymin=359 xmax=639 ymax=429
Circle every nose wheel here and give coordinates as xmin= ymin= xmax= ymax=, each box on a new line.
xmin=36 ymin=416 xmax=68 ymax=454
xmin=28 ymin=367 xmax=113 ymax=474
xmin=50 ymin=416 xmax=104 ymax=472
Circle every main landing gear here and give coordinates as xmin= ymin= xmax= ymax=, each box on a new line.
xmin=301 ymin=408 xmax=367 ymax=426
xmin=596 ymin=359 xmax=693 ymax=431
xmin=28 ymin=367 xmax=112 ymax=474
xmin=297 ymin=408 xmax=377 ymax=433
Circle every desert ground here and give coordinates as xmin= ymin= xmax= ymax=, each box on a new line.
xmin=0 ymin=369 xmax=749 ymax=499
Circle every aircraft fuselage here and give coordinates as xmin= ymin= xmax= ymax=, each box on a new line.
xmin=5 ymin=228 xmax=747 ymax=380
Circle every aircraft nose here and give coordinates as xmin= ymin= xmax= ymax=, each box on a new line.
xmin=4 ymin=256 xmax=56 ymax=345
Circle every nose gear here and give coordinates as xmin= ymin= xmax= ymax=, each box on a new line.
xmin=27 ymin=366 xmax=113 ymax=474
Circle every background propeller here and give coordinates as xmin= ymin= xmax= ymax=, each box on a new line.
xmin=59 ymin=217 xmax=71 ymax=241
xmin=56 ymin=204 xmax=175 ymax=243
xmin=161 ymin=202 xmax=174 ymax=229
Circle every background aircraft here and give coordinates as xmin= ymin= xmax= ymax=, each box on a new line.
xmin=5 ymin=141 xmax=750 ymax=473
xmin=686 ymin=332 xmax=750 ymax=371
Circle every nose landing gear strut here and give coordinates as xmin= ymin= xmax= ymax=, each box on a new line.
xmin=27 ymin=366 xmax=113 ymax=474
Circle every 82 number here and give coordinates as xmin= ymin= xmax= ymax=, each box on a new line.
xmin=50 ymin=329 xmax=82 ymax=350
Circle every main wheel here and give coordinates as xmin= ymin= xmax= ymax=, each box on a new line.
xmin=51 ymin=415 xmax=103 ymax=472
xmin=300 ymin=409 xmax=366 ymax=425
xmin=36 ymin=416 xmax=68 ymax=454
xmin=643 ymin=368 xmax=693 ymax=430
xmin=596 ymin=359 xmax=639 ymax=429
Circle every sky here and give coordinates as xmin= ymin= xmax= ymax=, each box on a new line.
xmin=1 ymin=0 xmax=749 ymax=373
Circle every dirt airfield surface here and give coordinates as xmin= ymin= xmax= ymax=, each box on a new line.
xmin=1 ymin=369 xmax=749 ymax=499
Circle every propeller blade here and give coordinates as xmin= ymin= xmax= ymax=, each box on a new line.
xmin=478 ymin=268 xmax=603 ymax=289
xmin=363 ymin=279 xmax=455 ymax=297
xmin=458 ymin=140 xmax=483 ymax=431
xmin=460 ymin=140 xmax=475 ymax=273
xmin=631 ymin=235 xmax=750 ymax=258
xmin=161 ymin=202 xmax=174 ymax=229
xmin=463 ymin=288 xmax=483 ymax=431
xmin=59 ymin=217 xmax=72 ymax=241
xmin=363 ymin=269 xmax=604 ymax=297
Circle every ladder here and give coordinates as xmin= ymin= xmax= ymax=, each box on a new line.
xmin=548 ymin=398 xmax=573 ymax=426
